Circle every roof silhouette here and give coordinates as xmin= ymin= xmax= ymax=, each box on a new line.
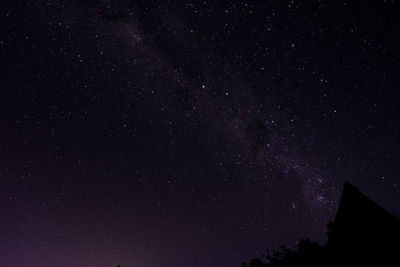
xmin=243 ymin=182 xmax=400 ymax=266
xmin=325 ymin=182 xmax=400 ymax=265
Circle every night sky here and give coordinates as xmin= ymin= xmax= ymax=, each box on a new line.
xmin=1 ymin=1 xmax=399 ymax=266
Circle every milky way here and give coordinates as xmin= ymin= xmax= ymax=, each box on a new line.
xmin=100 ymin=1 xmax=339 ymax=208
xmin=1 ymin=1 xmax=399 ymax=267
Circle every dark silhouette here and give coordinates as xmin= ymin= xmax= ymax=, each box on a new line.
xmin=243 ymin=182 xmax=400 ymax=266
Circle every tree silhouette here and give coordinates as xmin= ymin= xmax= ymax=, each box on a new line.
xmin=242 ymin=182 xmax=400 ymax=266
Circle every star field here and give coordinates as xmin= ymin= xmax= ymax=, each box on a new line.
xmin=1 ymin=1 xmax=399 ymax=266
